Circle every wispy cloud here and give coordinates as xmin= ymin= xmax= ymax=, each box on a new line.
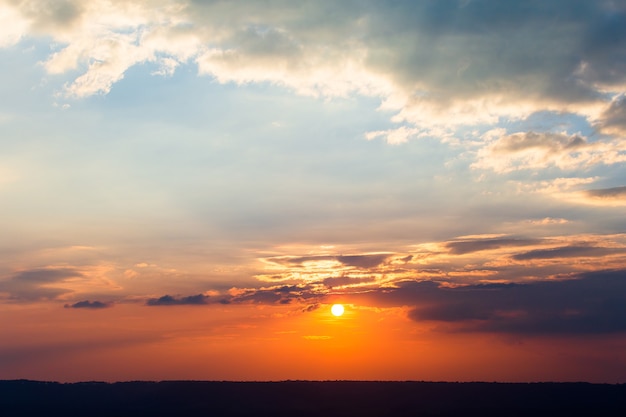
xmin=445 ymin=237 xmax=540 ymax=255
xmin=0 ymin=267 xmax=82 ymax=300
xmin=586 ymin=186 xmax=626 ymax=200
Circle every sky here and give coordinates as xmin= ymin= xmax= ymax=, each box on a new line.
xmin=1 ymin=0 xmax=626 ymax=383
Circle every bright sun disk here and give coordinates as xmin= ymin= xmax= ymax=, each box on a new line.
xmin=331 ymin=304 xmax=344 ymax=317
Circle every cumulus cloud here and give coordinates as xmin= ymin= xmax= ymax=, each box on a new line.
xmin=64 ymin=300 xmax=111 ymax=309
xmin=2 ymin=0 xmax=626 ymax=144
xmin=473 ymin=131 xmax=626 ymax=172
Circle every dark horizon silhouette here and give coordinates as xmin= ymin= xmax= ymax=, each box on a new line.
xmin=2 ymin=379 xmax=626 ymax=417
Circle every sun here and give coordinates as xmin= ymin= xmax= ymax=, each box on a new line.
xmin=331 ymin=304 xmax=344 ymax=317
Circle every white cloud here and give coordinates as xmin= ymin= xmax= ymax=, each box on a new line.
xmin=0 ymin=3 xmax=29 ymax=47
xmin=473 ymin=131 xmax=626 ymax=172
xmin=2 ymin=0 xmax=626 ymax=144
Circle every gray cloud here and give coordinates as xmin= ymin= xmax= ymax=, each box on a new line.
xmin=0 ymin=268 xmax=82 ymax=300
xmin=145 ymin=285 xmax=323 ymax=307
xmin=337 ymin=254 xmax=390 ymax=268
xmin=266 ymin=254 xmax=389 ymax=269
xmin=11 ymin=268 xmax=82 ymax=283
xmin=512 ymin=245 xmax=623 ymax=260
xmin=446 ymin=238 xmax=540 ymax=255
xmin=64 ymin=300 xmax=111 ymax=309
xmin=5 ymin=0 xmax=626 ymax=135
xmin=231 ymin=284 xmax=320 ymax=305
xmin=146 ymin=294 xmax=209 ymax=306
xmin=323 ymin=276 xmax=376 ymax=288
xmin=597 ymin=96 xmax=626 ymax=135
xmin=586 ymin=186 xmax=626 ymax=199
xmin=367 ymin=270 xmax=626 ymax=335
xmin=490 ymin=132 xmax=586 ymax=154
xmin=267 ymin=255 xmax=335 ymax=267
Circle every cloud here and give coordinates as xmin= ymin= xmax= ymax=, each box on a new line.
xmin=445 ymin=237 xmax=540 ymax=255
xmin=512 ymin=245 xmax=623 ymax=260
xmin=473 ymin=131 xmax=626 ymax=172
xmin=322 ymin=276 xmax=376 ymax=288
xmin=3 ymin=0 xmax=626 ymax=145
xmin=64 ymin=300 xmax=111 ymax=309
xmin=0 ymin=267 xmax=83 ymax=300
xmin=597 ymin=95 xmax=626 ymax=135
xmin=337 ymin=254 xmax=390 ymax=268
xmin=228 ymin=284 xmax=321 ymax=305
xmin=368 ymin=270 xmax=626 ymax=335
xmin=146 ymin=294 xmax=209 ymax=306
xmin=586 ymin=186 xmax=626 ymax=200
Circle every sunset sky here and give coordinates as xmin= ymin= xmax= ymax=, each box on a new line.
xmin=1 ymin=0 xmax=626 ymax=383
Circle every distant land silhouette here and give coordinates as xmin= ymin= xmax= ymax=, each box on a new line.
xmin=2 ymin=380 xmax=626 ymax=416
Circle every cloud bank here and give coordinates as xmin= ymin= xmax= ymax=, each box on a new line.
xmin=2 ymin=0 xmax=626 ymax=145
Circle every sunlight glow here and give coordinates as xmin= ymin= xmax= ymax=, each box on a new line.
xmin=331 ymin=304 xmax=344 ymax=317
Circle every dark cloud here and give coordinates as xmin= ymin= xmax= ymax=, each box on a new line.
xmin=512 ymin=246 xmax=622 ymax=260
xmin=64 ymin=300 xmax=111 ymax=309
xmin=265 ymin=254 xmax=389 ymax=269
xmin=11 ymin=268 xmax=83 ymax=283
xmin=337 ymin=254 xmax=389 ymax=268
xmin=597 ymin=96 xmax=626 ymax=135
xmin=490 ymin=132 xmax=586 ymax=154
xmin=0 ymin=268 xmax=82 ymax=300
xmin=146 ymin=294 xmax=209 ymax=306
xmin=231 ymin=284 xmax=320 ymax=305
xmin=323 ymin=276 xmax=376 ymax=288
xmin=364 ymin=0 xmax=625 ymax=105
xmin=302 ymin=303 xmax=320 ymax=312
xmin=446 ymin=237 xmax=539 ymax=255
xmin=265 ymin=255 xmax=335 ymax=267
xmin=586 ymin=186 xmax=626 ymax=199
xmin=370 ymin=270 xmax=626 ymax=335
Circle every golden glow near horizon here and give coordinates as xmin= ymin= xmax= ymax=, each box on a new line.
xmin=331 ymin=304 xmax=345 ymax=317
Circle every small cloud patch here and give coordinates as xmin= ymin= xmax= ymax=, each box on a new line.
xmin=64 ymin=300 xmax=111 ymax=309
xmin=146 ymin=294 xmax=209 ymax=306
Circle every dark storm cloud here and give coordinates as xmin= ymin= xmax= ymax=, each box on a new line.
xmin=371 ymin=270 xmax=626 ymax=335
xmin=586 ymin=186 xmax=626 ymax=199
xmin=446 ymin=237 xmax=540 ymax=255
xmin=146 ymin=294 xmax=209 ymax=306
xmin=64 ymin=300 xmax=111 ymax=309
xmin=0 ymin=268 xmax=83 ymax=300
xmin=512 ymin=245 xmax=623 ymax=260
